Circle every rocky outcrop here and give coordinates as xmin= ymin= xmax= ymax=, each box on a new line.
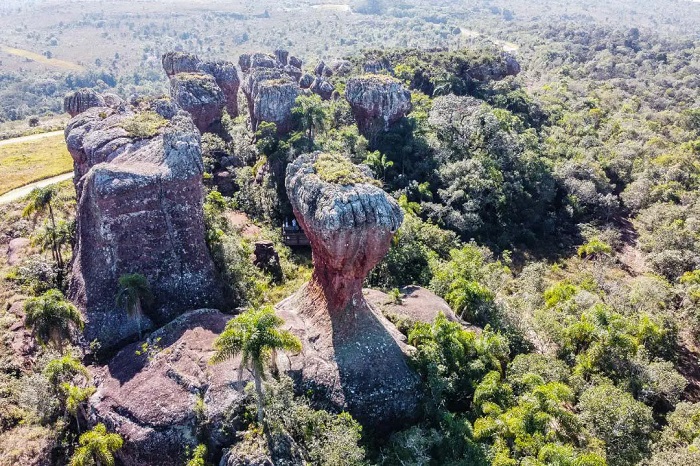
xmin=344 ymin=75 xmax=412 ymax=136
xmin=363 ymin=56 xmax=392 ymax=74
xmin=364 ymin=286 xmax=465 ymax=326
xmin=90 ymin=310 xmax=250 ymax=466
xmin=299 ymin=74 xmax=314 ymax=89
xmin=162 ymin=52 xmax=241 ymax=123
xmin=65 ymin=103 xmax=223 ymax=348
xmin=169 ymin=73 xmax=226 ymax=133
xmin=277 ymin=152 xmax=420 ymax=430
xmin=330 ymin=59 xmax=353 ymax=76
xmin=310 ymin=78 xmax=335 ymax=100
xmin=64 ymin=89 xmax=106 ymax=117
xmin=240 ymin=52 xmax=301 ymax=134
xmin=162 ymin=51 xmax=201 ymax=78
xmin=253 ymin=241 xmax=282 ymax=283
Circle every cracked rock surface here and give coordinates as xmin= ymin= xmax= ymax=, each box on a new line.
xmin=90 ymin=310 xmax=249 ymax=466
xmin=65 ymin=102 xmax=222 ymax=348
xmin=345 ymin=75 xmax=412 ymax=137
xmin=277 ymin=152 xmax=420 ymax=430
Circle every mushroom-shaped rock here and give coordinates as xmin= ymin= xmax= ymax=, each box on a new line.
xmin=344 ymin=75 xmax=412 ymax=137
xmin=162 ymin=51 xmax=201 ymax=78
xmin=65 ymin=106 xmax=223 ymax=348
xmin=169 ymin=72 xmax=226 ymax=133
xmin=63 ymin=89 xmax=106 ymax=117
xmin=90 ymin=310 xmax=250 ymax=466
xmin=278 ymin=152 xmax=420 ymax=430
xmin=199 ymin=60 xmax=241 ymax=117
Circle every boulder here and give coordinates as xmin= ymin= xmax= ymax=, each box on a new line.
xmin=277 ymin=152 xmax=420 ymax=431
xmin=239 ymin=54 xmax=252 ymax=73
xmin=252 ymin=241 xmax=282 ymax=283
xmin=344 ymin=75 xmax=412 ymax=137
xmin=363 ymin=57 xmax=392 ymax=74
xmin=102 ymin=93 xmax=124 ymax=109
xmin=63 ymin=89 xmax=106 ymax=117
xmin=65 ymin=105 xmax=223 ymax=348
xmin=288 ymin=56 xmax=302 ymax=70
xmin=90 ymin=310 xmax=250 ymax=466
xmin=310 ymin=78 xmax=335 ymax=101
xmin=299 ymin=74 xmax=314 ymax=89
xmin=364 ymin=286 xmax=464 ymax=326
xmin=6 ymin=237 xmax=30 ymax=266
xmin=169 ymin=72 xmax=226 ymax=133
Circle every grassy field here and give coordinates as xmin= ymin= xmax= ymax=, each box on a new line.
xmin=0 ymin=45 xmax=85 ymax=72
xmin=0 ymin=133 xmax=73 ymax=195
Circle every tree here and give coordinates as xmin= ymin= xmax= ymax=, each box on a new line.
xmin=211 ymin=306 xmax=301 ymax=425
xmin=292 ymin=94 xmax=327 ymax=150
xmin=115 ymin=273 xmax=154 ymax=339
xmin=24 ymin=289 xmax=84 ymax=353
xmin=363 ymin=150 xmax=393 ymax=180
xmin=23 ymin=186 xmax=64 ymax=270
xmin=70 ymin=423 xmax=123 ymax=466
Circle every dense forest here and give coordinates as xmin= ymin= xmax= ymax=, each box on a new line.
xmin=1 ymin=0 xmax=700 ymax=465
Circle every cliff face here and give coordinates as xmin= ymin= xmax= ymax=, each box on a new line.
xmin=278 ymin=152 xmax=420 ymax=430
xmin=65 ymin=102 xmax=222 ymax=348
xmin=344 ymin=75 xmax=412 ymax=137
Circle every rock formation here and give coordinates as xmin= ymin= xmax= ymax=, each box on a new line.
xmin=277 ymin=152 xmax=420 ymax=430
xmin=162 ymin=51 xmax=240 ymax=126
xmin=240 ymin=51 xmax=301 ymax=134
xmin=64 ymin=89 xmax=106 ymax=117
xmin=169 ymin=73 xmax=226 ymax=133
xmin=65 ymin=101 xmax=223 ymax=348
xmin=90 ymin=310 xmax=250 ymax=466
xmin=310 ymin=77 xmax=335 ymax=100
xmin=364 ymin=286 xmax=466 ymax=326
xmin=344 ymin=75 xmax=412 ymax=137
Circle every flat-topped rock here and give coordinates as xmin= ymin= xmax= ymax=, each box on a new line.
xmin=345 ymin=75 xmax=411 ymax=137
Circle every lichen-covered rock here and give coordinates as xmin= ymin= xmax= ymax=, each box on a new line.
xmin=90 ymin=310 xmax=249 ymax=466
xmin=313 ymin=60 xmax=333 ymax=77
xmin=363 ymin=56 xmax=392 ymax=74
xmin=364 ymin=286 xmax=466 ymax=326
xmin=169 ymin=72 xmax=226 ymax=133
xmin=466 ymin=53 xmax=521 ymax=81
xmin=63 ymin=89 xmax=106 ymax=117
xmin=199 ymin=60 xmax=241 ymax=117
xmin=162 ymin=51 xmax=201 ymax=78
xmin=163 ymin=52 xmax=240 ymax=123
xmin=239 ymin=53 xmax=252 ymax=73
xmin=310 ymin=78 xmax=335 ymax=100
xmin=344 ymin=75 xmax=412 ymax=136
xmin=278 ymin=152 xmax=420 ymax=431
xmin=65 ymin=105 xmax=223 ymax=348
xmin=241 ymin=66 xmax=300 ymax=134
xmin=102 ymin=93 xmax=124 ymax=109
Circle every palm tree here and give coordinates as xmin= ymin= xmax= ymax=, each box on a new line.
xmin=43 ymin=355 xmax=93 ymax=431
xmin=23 ymin=186 xmax=64 ymax=269
xmin=24 ymin=289 xmax=84 ymax=354
xmin=70 ymin=423 xmax=123 ymax=466
xmin=292 ymin=94 xmax=327 ymax=149
xmin=211 ymin=306 xmax=302 ymax=425
xmin=115 ymin=273 xmax=153 ymax=339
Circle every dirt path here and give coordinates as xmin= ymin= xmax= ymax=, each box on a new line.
xmin=0 ymin=130 xmax=64 ymax=148
xmin=0 ymin=172 xmax=73 ymax=205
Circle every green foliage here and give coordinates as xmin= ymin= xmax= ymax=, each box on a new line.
xmin=577 ymin=238 xmax=613 ymax=259
xmin=24 ymin=289 xmax=84 ymax=353
xmin=186 ymin=444 xmax=209 ymax=466
xmin=313 ymin=152 xmax=380 ymax=186
xmin=259 ymin=376 xmax=367 ymax=466
xmin=120 ymin=111 xmax=167 ymax=138
xmin=115 ymin=273 xmax=153 ymax=326
xmin=408 ymin=313 xmax=509 ymax=414
xmin=578 ymin=383 xmax=655 ymax=466
xmin=70 ymin=423 xmax=124 ymax=466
